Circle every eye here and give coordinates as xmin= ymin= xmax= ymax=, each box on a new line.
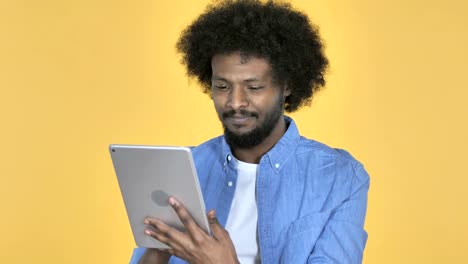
xmin=212 ymin=84 xmax=229 ymax=90
xmin=248 ymin=86 xmax=264 ymax=90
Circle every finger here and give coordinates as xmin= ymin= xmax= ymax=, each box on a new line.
xmin=145 ymin=230 xmax=189 ymax=260
xmin=144 ymin=218 xmax=187 ymax=251
xmin=207 ymin=209 xmax=228 ymax=241
xmin=143 ymin=227 xmax=172 ymax=248
xmin=169 ymin=196 xmax=204 ymax=237
xmin=144 ymin=228 xmax=190 ymax=261
xmin=144 ymin=217 xmax=158 ymax=229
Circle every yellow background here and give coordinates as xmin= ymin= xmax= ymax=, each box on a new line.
xmin=1 ymin=0 xmax=467 ymax=263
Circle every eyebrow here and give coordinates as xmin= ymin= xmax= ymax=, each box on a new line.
xmin=211 ymin=76 xmax=262 ymax=83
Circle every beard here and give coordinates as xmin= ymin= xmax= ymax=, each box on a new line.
xmin=222 ymin=94 xmax=284 ymax=149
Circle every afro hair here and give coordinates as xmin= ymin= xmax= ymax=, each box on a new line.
xmin=176 ymin=0 xmax=329 ymax=112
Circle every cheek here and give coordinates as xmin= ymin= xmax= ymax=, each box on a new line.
xmin=250 ymin=95 xmax=278 ymax=113
xmin=211 ymin=96 xmax=225 ymax=114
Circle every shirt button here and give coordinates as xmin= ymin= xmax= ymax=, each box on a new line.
xmin=227 ymin=155 xmax=232 ymax=161
xmin=228 ymin=181 xmax=233 ymax=187
xmin=275 ymin=163 xmax=280 ymax=169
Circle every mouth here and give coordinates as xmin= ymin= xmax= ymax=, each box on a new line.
xmin=225 ymin=115 xmax=254 ymax=125
xmin=221 ymin=110 xmax=258 ymax=129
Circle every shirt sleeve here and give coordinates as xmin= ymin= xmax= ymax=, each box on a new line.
xmin=307 ymin=164 xmax=370 ymax=264
xmin=129 ymin=247 xmax=146 ymax=264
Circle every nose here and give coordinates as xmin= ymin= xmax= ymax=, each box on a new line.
xmin=227 ymin=87 xmax=249 ymax=110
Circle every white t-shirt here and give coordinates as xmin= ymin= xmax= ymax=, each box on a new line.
xmin=225 ymin=159 xmax=261 ymax=264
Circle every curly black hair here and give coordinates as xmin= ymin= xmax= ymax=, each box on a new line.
xmin=176 ymin=0 xmax=328 ymax=112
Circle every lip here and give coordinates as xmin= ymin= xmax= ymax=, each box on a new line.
xmin=225 ymin=115 xmax=253 ymax=125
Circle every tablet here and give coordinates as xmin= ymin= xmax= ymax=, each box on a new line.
xmin=109 ymin=144 xmax=211 ymax=248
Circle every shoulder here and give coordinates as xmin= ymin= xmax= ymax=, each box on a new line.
xmin=294 ymin=136 xmax=369 ymax=186
xmin=189 ymin=135 xmax=225 ymax=170
xmin=191 ymin=136 xmax=223 ymax=157
xmin=296 ymin=137 xmax=363 ymax=167
xmin=296 ymin=137 xmax=359 ymax=163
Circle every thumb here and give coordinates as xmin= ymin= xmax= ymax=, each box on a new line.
xmin=207 ymin=209 xmax=228 ymax=240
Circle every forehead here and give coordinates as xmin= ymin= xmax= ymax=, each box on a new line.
xmin=211 ymin=52 xmax=273 ymax=81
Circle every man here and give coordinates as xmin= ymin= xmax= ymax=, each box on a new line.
xmin=131 ymin=0 xmax=369 ymax=263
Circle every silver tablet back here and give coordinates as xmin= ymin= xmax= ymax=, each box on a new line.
xmin=109 ymin=145 xmax=210 ymax=248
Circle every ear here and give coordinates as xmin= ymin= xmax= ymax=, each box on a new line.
xmin=283 ymin=85 xmax=291 ymax=97
xmin=209 ymin=90 xmax=213 ymax=100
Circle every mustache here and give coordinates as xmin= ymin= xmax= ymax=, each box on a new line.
xmin=222 ymin=109 xmax=258 ymax=119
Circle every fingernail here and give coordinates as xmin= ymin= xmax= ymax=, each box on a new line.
xmin=208 ymin=210 xmax=216 ymax=219
xmin=144 ymin=219 xmax=149 ymax=224
xmin=168 ymin=197 xmax=176 ymax=206
xmin=145 ymin=230 xmax=151 ymax=235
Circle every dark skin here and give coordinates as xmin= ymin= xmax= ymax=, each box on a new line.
xmin=139 ymin=197 xmax=238 ymax=264
xmin=211 ymin=52 xmax=290 ymax=163
xmin=140 ymin=52 xmax=289 ymax=263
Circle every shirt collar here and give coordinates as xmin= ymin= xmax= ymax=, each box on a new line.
xmin=220 ymin=116 xmax=301 ymax=173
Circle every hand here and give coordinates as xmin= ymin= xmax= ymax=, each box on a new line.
xmin=144 ymin=197 xmax=239 ymax=264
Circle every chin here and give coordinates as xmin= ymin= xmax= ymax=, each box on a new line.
xmin=229 ymin=128 xmax=253 ymax=137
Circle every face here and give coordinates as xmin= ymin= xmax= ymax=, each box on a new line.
xmin=211 ymin=52 xmax=290 ymax=149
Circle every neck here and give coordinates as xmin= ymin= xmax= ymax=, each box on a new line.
xmin=231 ymin=116 xmax=287 ymax=164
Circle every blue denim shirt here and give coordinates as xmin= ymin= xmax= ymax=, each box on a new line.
xmin=130 ymin=117 xmax=369 ymax=263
